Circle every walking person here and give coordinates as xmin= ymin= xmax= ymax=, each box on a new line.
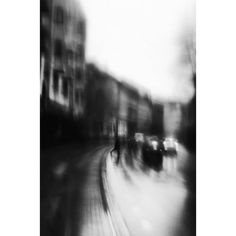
xmin=110 ymin=136 xmax=121 ymax=165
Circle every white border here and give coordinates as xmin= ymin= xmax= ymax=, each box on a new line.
xmin=0 ymin=0 xmax=39 ymax=236
xmin=0 ymin=0 xmax=236 ymax=235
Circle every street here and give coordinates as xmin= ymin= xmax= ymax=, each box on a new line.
xmin=40 ymin=142 xmax=195 ymax=236
xmin=40 ymin=1 xmax=196 ymax=235
xmin=106 ymin=144 xmax=196 ymax=236
xmin=41 ymin=143 xmax=113 ymax=236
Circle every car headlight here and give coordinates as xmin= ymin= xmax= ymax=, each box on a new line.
xmin=151 ymin=141 xmax=158 ymax=150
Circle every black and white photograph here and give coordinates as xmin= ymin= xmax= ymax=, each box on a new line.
xmin=40 ymin=0 xmax=196 ymax=236
xmin=3 ymin=1 xmax=236 ymax=236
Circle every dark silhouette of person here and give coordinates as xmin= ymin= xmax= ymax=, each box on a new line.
xmin=110 ymin=136 xmax=121 ymax=165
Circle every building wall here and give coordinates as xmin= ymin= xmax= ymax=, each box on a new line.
xmin=137 ymin=97 xmax=152 ymax=134
xmin=40 ymin=0 xmax=86 ymax=118
xmin=118 ymin=84 xmax=139 ymax=137
xmin=180 ymin=73 xmax=196 ymax=149
xmin=85 ymin=64 xmax=153 ymax=139
xmin=85 ymin=64 xmax=118 ymax=138
xmin=163 ymin=102 xmax=182 ymax=137
xmin=151 ymin=102 xmax=164 ymax=136
xmin=40 ymin=0 xmax=51 ymax=109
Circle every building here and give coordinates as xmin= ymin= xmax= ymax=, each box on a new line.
xmin=163 ymin=102 xmax=182 ymax=138
xmin=85 ymin=64 xmax=153 ymax=139
xmin=40 ymin=0 xmax=86 ymax=118
xmin=40 ymin=0 xmax=51 ymax=109
xmin=151 ymin=102 xmax=164 ymax=137
xmin=85 ymin=64 xmax=118 ymax=138
xmin=118 ymin=82 xmax=139 ymax=137
xmin=137 ymin=94 xmax=152 ymax=134
xmin=40 ymin=0 xmax=86 ymax=145
xmin=181 ymin=73 xmax=196 ymax=150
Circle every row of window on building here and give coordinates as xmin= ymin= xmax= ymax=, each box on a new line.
xmin=54 ymin=5 xmax=85 ymax=37
xmin=52 ymin=70 xmax=84 ymax=105
xmin=54 ymin=40 xmax=84 ymax=61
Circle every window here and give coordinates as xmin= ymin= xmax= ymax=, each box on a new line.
xmin=128 ymin=106 xmax=137 ymax=121
xmin=75 ymin=90 xmax=80 ymax=105
xmin=75 ymin=69 xmax=82 ymax=81
xmin=77 ymin=21 xmax=85 ymax=36
xmin=75 ymin=89 xmax=83 ymax=106
xmin=54 ymin=40 xmax=63 ymax=58
xmin=62 ymin=79 xmax=69 ymax=98
xmin=76 ymin=45 xmax=84 ymax=61
xmin=54 ymin=6 xmax=64 ymax=24
xmin=80 ymin=91 xmax=83 ymax=105
xmin=67 ymin=50 xmax=73 ymax=63
xmin=53 ymin=71 xmax=60 ymax=93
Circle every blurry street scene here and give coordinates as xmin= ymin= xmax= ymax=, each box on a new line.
xmin=40 ymin=0 xmax=196 ymax=236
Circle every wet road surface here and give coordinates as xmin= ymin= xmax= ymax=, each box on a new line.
xmin=41 ymin=143 xmax=195 ymax=236
xmin=106 ymin=145 xmax=196 ymax=236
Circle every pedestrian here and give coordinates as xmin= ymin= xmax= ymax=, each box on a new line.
xmin=110 ymin=136 xmax=121 ymax=165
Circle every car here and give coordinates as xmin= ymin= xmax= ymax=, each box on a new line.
xmin=146 ymin=136 xmax=163 ymax=150
xmin=163 ymin=136 xmax=178 ymax=157
xmin=142 ymin=135 xmax=164 ymax=170
xmin=134 ymin=132 xmax=145 ymax=143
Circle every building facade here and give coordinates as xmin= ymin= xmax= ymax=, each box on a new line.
xmin=40 ymin=0 xmax=86 ymax=118
xmin=151 ymin=102 xmax=164 ymax=137
xmin=85 ymin=64 xmax=118 ymax=138
xmin=85 ymin=64 xmax=153 ymax=139
xmin=163 ymin=102 xmax=182 ymax=138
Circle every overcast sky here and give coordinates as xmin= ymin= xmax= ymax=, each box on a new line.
xmin=79 ymin=0 xmax=195 ymax=103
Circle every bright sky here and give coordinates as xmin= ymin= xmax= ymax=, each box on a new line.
xmin=79 ymin=0 xmax=195 ymax=103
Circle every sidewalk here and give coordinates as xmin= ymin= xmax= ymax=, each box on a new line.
xmin=104 ymin=145 xmax=195 ymax=236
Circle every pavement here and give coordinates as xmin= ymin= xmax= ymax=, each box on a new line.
xmin=41 ymin=143 xmax=115 ymax=236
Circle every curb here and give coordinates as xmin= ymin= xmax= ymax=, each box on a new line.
xmin=99 ymin=151 xmax=131 ymax=236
